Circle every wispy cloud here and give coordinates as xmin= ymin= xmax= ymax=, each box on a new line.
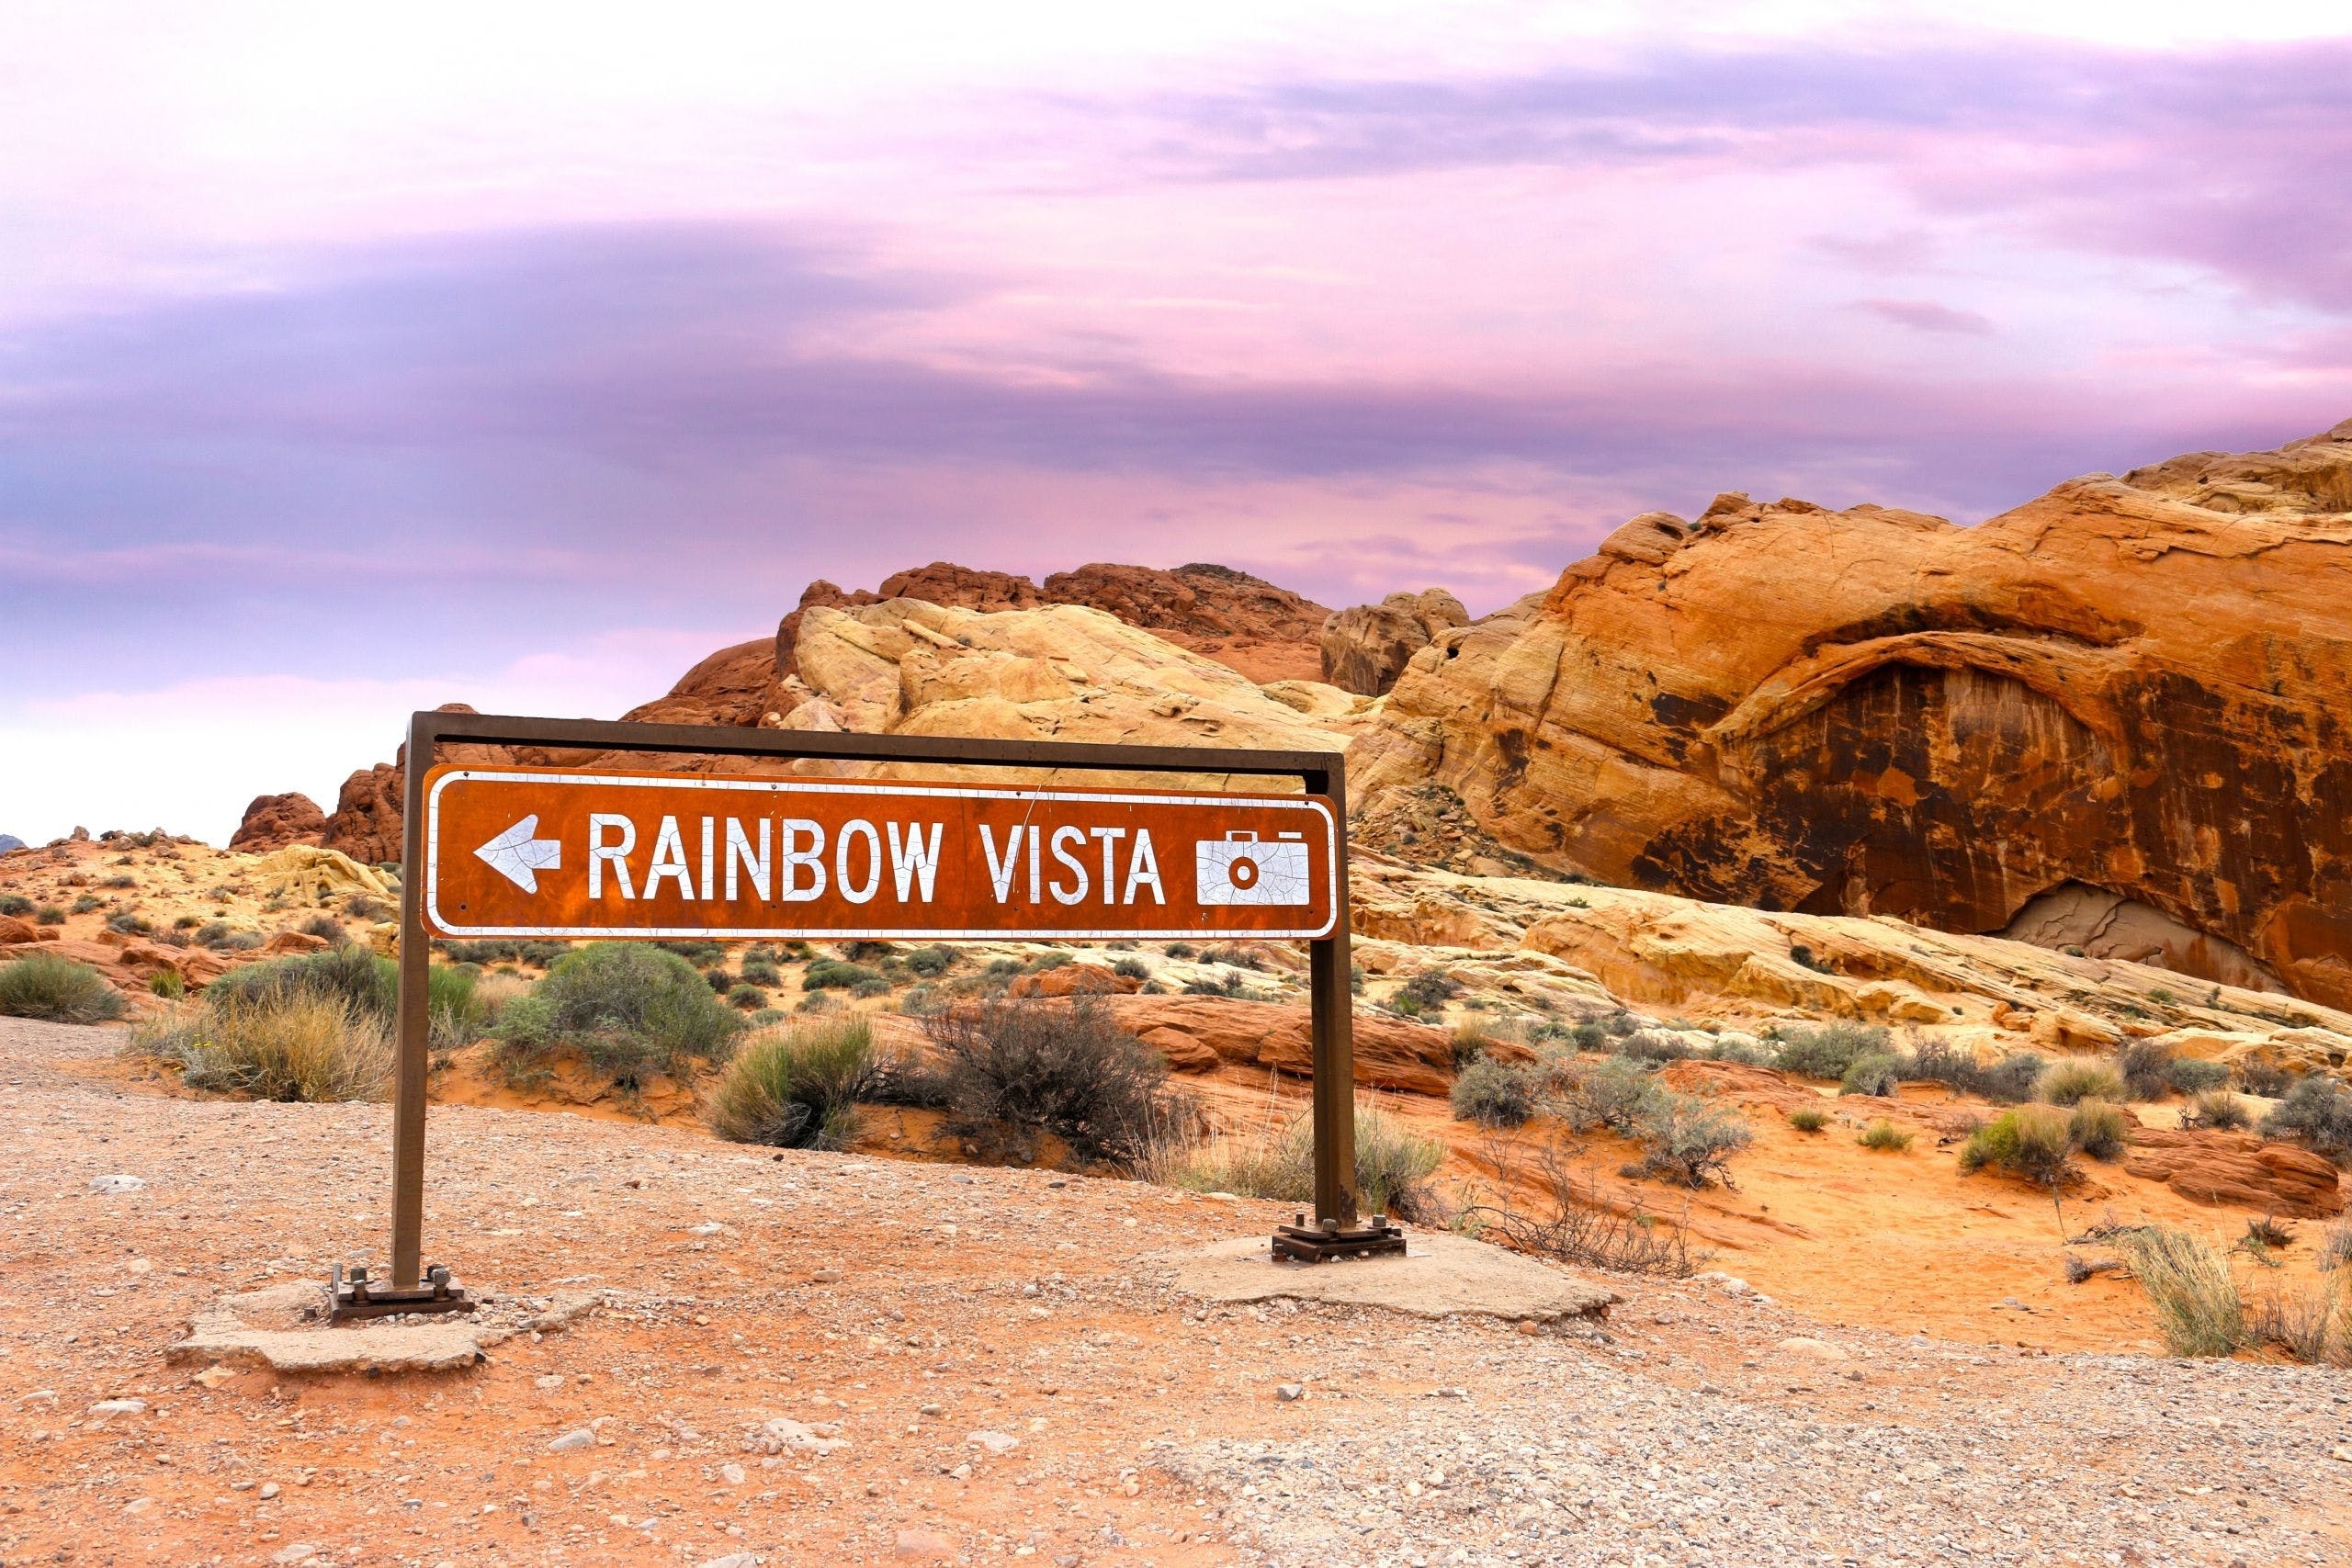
xmin=1854 ymin=299 xmax=1995 ymax=335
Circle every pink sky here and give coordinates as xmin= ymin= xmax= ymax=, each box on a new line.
xmin=3 ymin=3 xmax=2349 ymax=842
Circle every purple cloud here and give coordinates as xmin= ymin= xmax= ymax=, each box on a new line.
xmin=1854 ymin=299 xmax=1996 ymax=335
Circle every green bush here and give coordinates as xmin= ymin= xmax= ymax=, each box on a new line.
xmin=149 ymin=970 xmax=185 ymax=998
xmin=1858 ymin=1118 xmax=1913 ymax=1152
xmin=208 ymin=946 xmax=481 ymax=1051
xmin=2115 ymin=1040 xmax=2177 ymax=1101
xmin=1614 ymin=1029 xmax=1694 ymax=1066
xmin=903 ymin=943 xmax=956 ymax=977
xmin=0 ymin=894 xmax=30 ymax=917
xmin=1787 ymin=1105 xmax=1829 ymax=1133
xmin=1771 ymin=1022 xmax=1889 ymax=1081
xmin=728 ymin=983 xmax=768 ymax=1010
xmin=106 ymin=911 xmax=153 ymax=936
xmin=2039 ymin=1058 xmax=2126 ymax=1107
xmin=705 ymin=1017 xmax=875 ymax=1149
xmin=2068 ymin=1099 xmax=2132 ymax=1160
xmin=1838 ymin=1053 xmax=1903 ymax=1098
xmin=1112 ymin=956 xmax=1150 ymax=981
xmin=492 ymin=942 xmax=741 ymax=1084
xmin=70 ymin=893 xmax=102 ymax=914
xmin=2259 ymin=1076 xmax=2352 ymax=1163
xmin=1633 ymin=1088 xmax=1752 ymax=1187
xmin=1450 ymin=1059 xmax=1539 ymax=1127
xmin=2186 ymin=1088 xmax=2250 ymax=1131
xmin=2162 ymin=1056 xmax=2232 ymax=1095
xmin=2121 ymin=1224 xmax=2245 ymax=1357
xmin=1397 ymin=969 xmax=1462 ymax=1011
xmin=740 ymin=958 xmax=783 ymax=987
xmin=1959 ymin=1105 xmax=2075 ymax=1184
xmin=920 ymin=997 xmax=1170 ymax=1166
xmin=32 ymin=905 xmax=64 ymax=926
xmin=0 ymin=954 xmax=129 ymax=1023
xmin=802 ymin=958 xmax=884 ymax=993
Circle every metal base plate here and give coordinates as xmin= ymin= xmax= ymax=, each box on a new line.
xmin=328 ymin=1262 xmax=476 ymax=1323
xmin=1272 ymin=1220 xmax=1408 ymax=1263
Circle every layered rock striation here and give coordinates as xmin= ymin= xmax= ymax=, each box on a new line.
xmin=1350 ymin=421 xmax=2352 ymax=1007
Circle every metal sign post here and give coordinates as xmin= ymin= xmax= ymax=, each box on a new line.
xmin=346 ymin=711 xmax=1396 ymax=1319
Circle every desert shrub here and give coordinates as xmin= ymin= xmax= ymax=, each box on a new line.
xmin=1557 ymin=1056 xmax=1659 ymax=1135
xmin=1787 ymin=942 xmax=1832 ymax=974
xmin=2259 ymin=1076 xmax=2352 ymax=1163
xmin=192 ymin=920 xmax=233 ymax=947
xmin=1397 ymin=970 xmax=1462 ymax=1011
xmin=149 ymin=970 xmax=185 ymax=998
xmin=298 ymin=913 xmax=346 ymax=945
xmin=656 ymin=939 xmax=727 ymax=964
xmin=1614 ymin=1028 xmax=1694 ymax=1066
xmin=1163 ymin=942 xmax=1196 ymax=960
xmin=2121 ymin=1225 xmax=2245 ymax=1358
xmin=208 ymin=945 xmax=481 ymax=1050
xmin=1144 ymin=1099 xmax=1443 ymax=1222
xmin=2185 ymin=1088 xmax=2251 ymax=1131
xmin=2068 ymin=1099 xmax=2132 ymax=1161
xmin=2319 ymin=1219 xmax=2352 ymax=1273
xmin=1633 ymin=1089 xmax=1752 ymax=1187
xmin=1702 ymin=1034 xmax=1770 ymax=1066
xmin=1974 ymin=1051 xmax=2048 ymax=1104
xmin=492 ymin=942 xmax=741 ymax=1084
xmin=2161 ymin=1056 xmax=2232 ymax=1095
xmin=345 ymin=895 xmax=390 ymax=921
xmin=922 ymin=998 xmax=1170 ymax=1166
xmin=134 ymin=992 xmax=391 ymax=1102
xmin=802 ymin=959 xmax=884 ymax=993
xmin=1111 ymin=956 xmax=1150 ymax=981
xmin=2113 ymin=1039 xmax=2177 ymax=1101
xmin=2038 ymin=1058 xmax=2126 ymax=1107
xmin=1771 ymin=1022 xmax=1889 ymax=1081
xmin=106 ymin=911 xmax=153 ymax=936
xmin=850 ymin=977 xmax=891 ymax=999
xmin=904 ymin=943 xmax=957 ymax=978
xmin=740 ymin=958 xmax=783 ymax=987
xmin=172 ymin=914 xmax=201 ymax=930
xmin=1451 ymin=1059 xmax=1539 ymax=1127
xmin=70 ymin=894 xmax=102 ymax=914
xmin=0 ymin=894 xmax=29 ymax=916
xmin=842 ymin=940 xmax=897 ymax=963
xmin=1201 ymin=944 xmax=1264 ymax=971
xmin=704 ymin=967 xmax=733 ymax=992
xmin=727 ymin=984 xmax=769 ymax=1010
xmin=2245 ymin=1276 xmax=2343 ymax=1365
xmin=1838 ymin=1053 xmax=1903 ymax=1098
xmin=0 ymin=954 xmax=128 ymax=1023
xmin=1565 ymin=1018 xmax=1607 ymax=1052
xmin=32 ymin=905 xmax=64 ymax=926
xmin=1787 ymin=1104 xmax=1829 ymax=1133
xmin=2235 ymin=1059 xmax=2297 ymax=1098
xmin=1857 ymin=1118 xmax=1913 ymax=1152
xmin=1959 ymin=1105 xmax=2075 ymax=1185
xmin=1601 ymin=1009 xmax=1638 ymax=1038
xmin=705 ymin=1016 xmax=875 ymax=1149
xmin=102 ymin=874 xmax=135 ymax=889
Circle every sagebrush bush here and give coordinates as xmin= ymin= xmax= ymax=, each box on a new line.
xmin=0 ymin=894 xmax=30 ymax=916
xmin=1557 ymin=1055 xmax=1658 ymax=1135
xmin=1450 ymin=1059 xmax=1539 ymax=1127
xmin=922 ymin=998 xmax=1170 ymax=1166
xmin=802 ymin=958 xmax=885 ymax=993
xmin=2122 ymin=1224 xmax=2245 ymax=1358
xmin=1857 ymin=1118 xmax=1913 ymax=1152
xmin=705 ymin=1017 xmax=875 ymax=1149
xmin=492 ymin=942 xmax=741 ymax=1085
xmin=1633 ymin=1088 xmax=1751 ymax=1187
xmin=134 ymin=992 xmax=391 ymax=1102
xmin=2259 ymin=1076 xmax=2352 ymax=1162
xmin=2039 ymin=1058 xmax=2126 ymax=1107
xmin=2235 ymin=1059 xmax=2297 ymax=1098
xmin=1397 ymin=970 xmax=1462 ymax=1011
xmin=0 ymin=954 xmax=128 ymax=1023
xmin=1771 ymin=1022 xmax=1890 ymax=1081
xmin=2187 ymin=1088 xmax=2251 ymax=1131
xmin=2161 ymin=1056 xmax=2232 ymax=1095
xmin=1614 ymin=1029 xmax=1695 ymax=1066
xmin=2068 ymin=1099 xmax=2132 ymax=1161
xmin=1838 ymin=1052 xmax=1903 ymax=1098
xmin=905 ymin=943 xmax=956 ymax=977
xmin=209 ymin=945 xmax=481 ymax=1052
xmin=1959 ymin=1104 xmax=2075 ymax=1184
xmin=1787 ymin=1104 xmax=1829 ymax=1133
xmin=740 ymin=958 xmax=783 ymax=987
xmin=2114 ymin=1039 xmax=2177 ymax=1102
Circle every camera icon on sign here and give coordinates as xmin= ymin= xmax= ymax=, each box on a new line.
xmin=1194 ymin=830 xmax=1311 ymax=907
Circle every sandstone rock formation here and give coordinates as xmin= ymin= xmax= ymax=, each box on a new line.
xmin=619 ymin=637 xmax=782 ymax=728
xmin=1320 ymin=588 xmax=1470 ymax=695
xmin=1351 ymin=421 xmax=2352 ymax=1008
xmin=227 ymin=792 xmax=326 ymax=852
xmin=777 ymin=561 xmax=1329 ymax=689
xmin=776 ymin=598 xmax=1351 ymax=788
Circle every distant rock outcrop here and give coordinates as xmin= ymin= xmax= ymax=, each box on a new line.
xmin=227 ymin=793 xmax=326 ymax=852
xmin=0 ymin=835 xmax=23 ymax=855
xmin=1319 ymin=588 xmax=1470 ymax=695
xmin=1350 ymin=420 xmax=2352 ymax=1008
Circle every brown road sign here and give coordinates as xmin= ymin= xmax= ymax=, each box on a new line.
xmin=423 ymin=763 xmax=1340 ymax=941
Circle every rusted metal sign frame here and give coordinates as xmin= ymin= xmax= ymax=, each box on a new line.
xmin=378 ymin=708 xmax=1385 ymax=1306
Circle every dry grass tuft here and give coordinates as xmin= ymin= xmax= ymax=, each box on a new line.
xmin=131 ymin=992 xmax=391 ymax=1102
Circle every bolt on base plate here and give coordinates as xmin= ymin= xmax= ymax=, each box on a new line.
xmin=327 ymin=1261 xmax=475 ymax=1323
xmin=1272 ymin=1212 xmax=1408 ymax=1263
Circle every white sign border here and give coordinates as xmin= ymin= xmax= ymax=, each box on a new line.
xmin=424 ymin=768 xmax=1341 ymax=942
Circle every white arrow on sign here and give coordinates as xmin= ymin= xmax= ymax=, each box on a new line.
xmin=474 ymin=815 xmax=561 ymax=894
